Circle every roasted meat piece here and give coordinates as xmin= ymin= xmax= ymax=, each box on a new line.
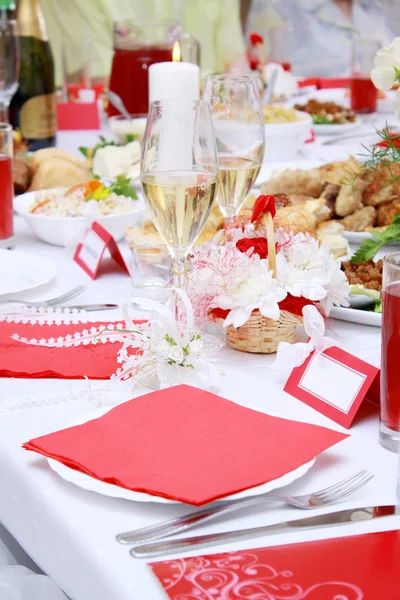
xmin=318 ymin=182 xmax=340 ymax=217
xmin=362 ymin=162 xmax=400 ymax=207
xmin=376 ymin=199 xmax=400 ymax=226
xmin=12 ymin=157 xmax=31 ymax=194
xmin=342 ymin=260 xmax=383 ymax=291
xmin=261 ymin=168 xmax=325 ymax=197
xmin=341 ymin=206 xmax=377 ymax=231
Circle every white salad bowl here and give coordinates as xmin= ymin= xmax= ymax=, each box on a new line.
xmin=108 ymin=115 xmax=147 ymax=143
xmin=263 ymin=111 xmax=313 ymax=161
xmin=14 ymin=188 xmax=144 ymax=247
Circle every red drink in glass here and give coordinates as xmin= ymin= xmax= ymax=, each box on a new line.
xmin=108 ymin=45 xmax=173 ymax=117
xmin=0 ymin=124 xmax=14 ymax=246
xmin=350 ymin=77 xmax=377 ymax=113
xmin=380 ymin=254 xmax=400 ymax=451
xmin=0 ymin=155 xmax=13 ymax=241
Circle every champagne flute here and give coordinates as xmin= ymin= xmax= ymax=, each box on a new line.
xmin=202 ymin=74 xmax=265 ymax=229
xmin=0 ymin=19 xmax=19 ymax=123
xmin=141 ymin=99 xmax=218 ymax=295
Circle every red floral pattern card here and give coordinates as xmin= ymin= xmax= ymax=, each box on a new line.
xmin=150 ymin=529 xmax=400 ymax=599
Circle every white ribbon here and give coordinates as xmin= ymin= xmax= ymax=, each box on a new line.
xmin=271 ymin=305 xmax=335 ymax=372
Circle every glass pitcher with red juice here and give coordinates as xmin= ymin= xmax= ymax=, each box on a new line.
xmin=380 ymin=252 xmax=400 ymax=452
xmin=109 ymin=19 xmax=199 ymax=118
xmin=351 ymin=37 xmax=380 ymax=113
xmin=0 ymin=123 xmax=13 ymax=248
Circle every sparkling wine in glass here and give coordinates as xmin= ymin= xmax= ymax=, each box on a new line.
xmin=202 ymin=74 xmax=265 ymax=229
xmin=0 ymin=19 xmax=19 ymax=123
xmin=141 ymin=99 xmax=218 ymax=292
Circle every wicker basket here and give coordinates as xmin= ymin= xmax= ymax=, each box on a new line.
xmin=225 ymin=309 xmax=301 ymax=354
xmin=223 ymin=209 xmax=302 ymax=354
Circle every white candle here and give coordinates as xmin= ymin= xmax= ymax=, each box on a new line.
xmin=148 ymin=62 xmax=200 ymax=106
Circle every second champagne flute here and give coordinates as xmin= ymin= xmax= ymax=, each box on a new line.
xmin=141 ymin=99 xmax=218 ymax=292
xmin=203 ymin=74 xmax=265 ymax=229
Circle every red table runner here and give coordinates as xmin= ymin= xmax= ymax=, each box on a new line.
xmin=150 ymin=529 xmax=400 ymax=599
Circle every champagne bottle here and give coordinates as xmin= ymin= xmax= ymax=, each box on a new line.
xmin=0 ymin=0 xmax=16 ymax=20
xmin=10 ymin=0 xmax=56 ymax=150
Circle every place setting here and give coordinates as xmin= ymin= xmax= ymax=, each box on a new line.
xmin=1 ymin=4 xmax=400 ymax=600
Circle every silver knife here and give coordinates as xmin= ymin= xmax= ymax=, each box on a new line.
xmin=66 ymin=303 xmax=119 ymax=311
xmin=130 ymin=505 xmax=399 ymax=558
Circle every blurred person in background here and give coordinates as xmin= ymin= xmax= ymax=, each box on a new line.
xmin=246 ymin=0 xmax=395 ymax=77
xmin=41 ymin=0 xmax=246 ymax=87
xmin=381 ymin=0 xmax=400 ymax=36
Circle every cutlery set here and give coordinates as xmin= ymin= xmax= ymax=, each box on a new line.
xmin=116 ymin=470 xmax=385 ymax=559
xmin=0 ymin=285 xmax=118 ymax=311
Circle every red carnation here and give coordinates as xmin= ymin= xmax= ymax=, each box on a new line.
xmin=278 ymin=296 xmax=316 ymax=317
xmin=236 ymin=237 xmax=269 ymax=259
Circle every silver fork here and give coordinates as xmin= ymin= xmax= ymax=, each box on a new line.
xmin=0 ymin=285 xmax=87 ymax=308
xmin=117 ymin=470 xmax=373 ymax=545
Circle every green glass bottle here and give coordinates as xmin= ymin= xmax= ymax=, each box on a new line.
xmin=10 ymin=0 xmax=56 ymax=150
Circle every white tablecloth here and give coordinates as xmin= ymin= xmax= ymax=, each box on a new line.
xmin=0 ymin=122 xmax=399 ymax=600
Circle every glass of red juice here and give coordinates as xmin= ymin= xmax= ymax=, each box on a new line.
xmin=109 ymin=20 xmax=187 ymax=118
xmin=380 ymin=252 xmax=400 ymax=452
xmin=0 ymin=123 xmax=13 ymax=247
xmin=351 ymin=37 xmax=380 ymax=113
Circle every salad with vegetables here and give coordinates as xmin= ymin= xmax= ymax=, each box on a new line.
xmin=29 ymin=177 xmax=138 ymax=218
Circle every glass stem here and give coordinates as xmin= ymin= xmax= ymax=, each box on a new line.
xmin=172 ymin=258 xmax=186 ymax=334
xmin=225 ymin=215 xmax=237 ymax=230
xmin=0 ymin=101 xmax=10 ymax=124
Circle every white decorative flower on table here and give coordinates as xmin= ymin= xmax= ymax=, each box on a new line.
xmin=214 ymin=260 xmax=287 ymax=328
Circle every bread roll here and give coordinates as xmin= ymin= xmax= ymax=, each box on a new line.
xmin=29 ymin=158 xmax=91 ymax=191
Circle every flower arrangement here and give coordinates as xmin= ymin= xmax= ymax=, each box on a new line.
xmin=187 ymin=196 xmax=349 ymax=353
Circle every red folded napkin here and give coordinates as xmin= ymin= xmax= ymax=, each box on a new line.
xmin=24 ymin=385 xmax=348 ymax=505
xmin=0 ymin=319 xmax=144 ymax=379
xmin=150 ymin=529 xmax=400 ymax=599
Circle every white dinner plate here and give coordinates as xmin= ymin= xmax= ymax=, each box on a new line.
xmin=330 ymin=306 xmax=381 ymax=327
xmin=0 ymin=249 xmax=57 ymax=296
xmin=47 ymin=408 xmax=316 ymax=505
xmin=343 ymin=230 xmax=400 ymax=245
xmin=313 ymin=118 xmax=362 ymax=136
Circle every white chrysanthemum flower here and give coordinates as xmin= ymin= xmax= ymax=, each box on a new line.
xmin=275 ymin=233 xmax=349 ymax=310
xmin=276 ymin=233 xmax=329 ymax=300
xmin=214 ymin=260 xmax=287 ymax=328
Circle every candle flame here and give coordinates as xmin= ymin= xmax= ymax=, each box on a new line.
xmin=172 ymin=41 xmax=181 ymax=62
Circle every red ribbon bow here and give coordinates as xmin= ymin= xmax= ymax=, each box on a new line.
xmin=251 ymin=194 xmax=276 ymax=223
xmin=250 ymin=32 xmax=264 ymax=46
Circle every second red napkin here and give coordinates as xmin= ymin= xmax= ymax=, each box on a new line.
xmin=0 ymin=319 xmax=144 ymax=379
xmin=24 ymin=385 xmax=348 ymax=505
